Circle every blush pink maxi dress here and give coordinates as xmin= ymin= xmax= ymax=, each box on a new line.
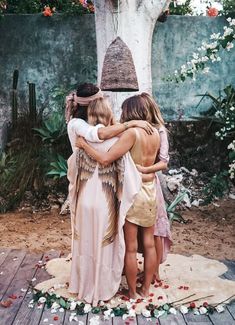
xmin=154 ymin=127 xmax=173 ymax=263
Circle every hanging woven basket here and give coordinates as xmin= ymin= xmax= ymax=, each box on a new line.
xmin=100 ymin=37 xmax=139 ymax=92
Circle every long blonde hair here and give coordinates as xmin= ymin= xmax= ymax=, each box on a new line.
xmin=140 ymin=92 xmax=165 ymax=128
xmin=88 ymin=98 xmax=114 ymax=127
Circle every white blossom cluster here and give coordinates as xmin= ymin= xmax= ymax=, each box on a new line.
xmin=173 ymin=0 xmax=223 ymax=14
xmin=169 ymin=18 xmax=235 ymax=82
xmin=189 ymin=1 xmax=223 ymax=16
xmin=214 ymin=104 xmax=235 ymax=140
xmin=228 ymin=140 xmax=235 ymax=179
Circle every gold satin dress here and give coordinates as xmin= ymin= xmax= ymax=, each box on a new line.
xmin=126 ymin=129 xmax=157 ymax=227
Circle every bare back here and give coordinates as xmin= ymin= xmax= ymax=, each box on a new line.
xmin=130 ymin=128 xmax=160 ymax=181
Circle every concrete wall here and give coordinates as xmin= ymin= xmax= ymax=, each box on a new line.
xmin=152 ymin=16 xmax=235 ymax=120
xmin=0 ymin=14 xmax=234 ymax=148
xmin=0 ymin=14 xmax=97 ymax=149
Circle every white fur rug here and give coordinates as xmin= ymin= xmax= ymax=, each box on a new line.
xmin=35 ymin=254 xmax=235 ymax=311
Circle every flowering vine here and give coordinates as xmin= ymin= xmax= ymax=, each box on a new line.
xmin=166 ymin=18 xmax=235 ymax=83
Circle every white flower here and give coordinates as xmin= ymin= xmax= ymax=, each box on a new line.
xmin=104 ymin=309 xmax=112 ymax=319
xmin=199 ymin=306 xmax=208 ymax=314
xmin=201 ymin=56 xmax=209 ymax=62
xmin=128 ymin=308 xmax=136 ymax=317
xmin=217 ymin=57 xmax=221 ymax=61
xmin=169 ymin=307 xmax=177 ymax=315
xmin=223 ymin=27 xmax=234 ymax=37
xmin=89 ymin=316 xmax=99 ymax=325
xmin=50 ymin=308 xmax=57 ymax=314
xmin=69 ymin=314 xmax=78 ymax=322
xmin=215 ymin=304 xmax=225 ymax=313
xmin=203 ymin=67 xmax=210 ymax=74
xmin=180 ymin=305 xmax=189 ymax=314
xmin=38 ymin=297 xmax=46 ymax=304
xmin=51 ymin=302 xmax=60 ymax=310
xmin=209 ymin=54 xmax=216 ymax=62
xmin=43 ymin=319 xmax=49 ymax=323
xmin=59 ymin=307 xmax=65 ymax=313
xmin=70 ymin=301 xmax=77 ymax=311
xmin=122 ymin=314 xmax=129 ymax=320
xmin=79 ymin=321 xmax=85 ymax=325
xmin=210 ymin=32 xmax=221 ymax=40
xmin=99 ymin=301 xmax=105 ymax=306
xmin=229 ymin=19 xmax=235 ymax=26
xmin=230 ymin=106 xmax=235 ymax=111
xmin=226 ymin=42 xmax=234 ymax=51
xmin=142 ymin=309 xmax=151 ymax=318
xmin=193 ymin=53 xmax=199 ymax=60
xmin=84 ymin=303 xmax=92 ymax=313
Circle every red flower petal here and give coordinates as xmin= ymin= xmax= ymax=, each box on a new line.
xmin=157 ymin=296 xmax=163 ymax=300
xmin=138 ymin=261 xmax=143 ymax=264
xmin=0 ymin=300 xmax=12 ymax=308
xmin=178 ymin=286 xmax=183 ymax=289
xmin=184 ymin=286 xmax=189 ymax=290
xmin=154 ymin=284 xmax=158 ymax=288
xmin=190 ymin=302 xmax=196 ymax=308
xmin=136 ymin=298 xmax=142 ymax=303
xmin=8 ymin=294 xmax=17 ymax=299
xmin=149 ymin=293 xmax=154 ymax=297
xmin=164 ymin=285 xmax=169 ymax=289
xmin=148 ymin=298 xmax=153 ymax=302
xmin=203 ymin=302 xmax=208 ymax=307
xmin=53 ymin=316 xmax=59 ymax=321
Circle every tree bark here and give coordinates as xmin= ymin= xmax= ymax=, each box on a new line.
xmin=94 ymin=0 xmax=170 ymax=115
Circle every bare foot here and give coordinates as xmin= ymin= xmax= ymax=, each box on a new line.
xmin=153 ymin=272 xmax=161 ymax=282
xmin=137 ymin=286 xmax=150 ymax=298
xmin=120 ymin=288 xmax=137 ymax=300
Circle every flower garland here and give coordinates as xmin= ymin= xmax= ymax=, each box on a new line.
xmin=29 ymin=287 xmax=235 ymax=322
xmin=166 ymin=18 xmax=235 ymax=83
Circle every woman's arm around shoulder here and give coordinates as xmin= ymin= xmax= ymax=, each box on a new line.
xmin=77 ymin=128 xmax=136 ymax=166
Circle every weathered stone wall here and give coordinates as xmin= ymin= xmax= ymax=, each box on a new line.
xmin=152 ymin=16 xmax=235 ymax=120
xmin=0 ymin=14 xmax=97 ymax=149
xmin=0 ymin=14 xmax=234 ymax=149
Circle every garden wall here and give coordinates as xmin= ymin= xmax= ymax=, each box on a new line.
xmin=0 ymin=14 xmax=234 ymax=149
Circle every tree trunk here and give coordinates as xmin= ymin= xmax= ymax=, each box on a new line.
xmin=93 ymin=0 xmax=172 ymax=202
xmin=94 ymin=0 xmax=170 ymax=115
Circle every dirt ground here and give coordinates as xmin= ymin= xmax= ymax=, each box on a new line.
xmin=0 ymin=198 xmax=234 ymax=260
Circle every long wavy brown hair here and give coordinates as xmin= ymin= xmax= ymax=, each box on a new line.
xmin=140 ymin=92 xmax=165 ymax=128
xmin=120 ymin=95 xmax=152 ymax=123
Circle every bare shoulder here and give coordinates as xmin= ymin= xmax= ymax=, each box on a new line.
xmin=122 ymin=128 xmax=137 ymax=139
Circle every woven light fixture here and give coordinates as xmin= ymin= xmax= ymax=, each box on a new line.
xmin=100 ymin=37 xmax=139 ymax=92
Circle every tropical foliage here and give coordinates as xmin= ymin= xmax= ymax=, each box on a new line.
xmin=195 ymin=85 xmax=235 ymax=202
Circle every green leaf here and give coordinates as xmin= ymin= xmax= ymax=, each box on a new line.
xmin=59 ymin=297 xmax=66 ymax=308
